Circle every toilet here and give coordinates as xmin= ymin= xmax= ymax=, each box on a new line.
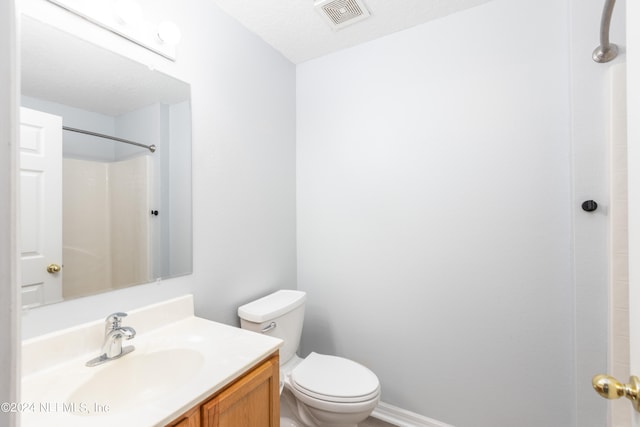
xmin=238 ymin=290 xmax=381 ymax=427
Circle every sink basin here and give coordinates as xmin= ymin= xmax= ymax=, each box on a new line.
xmin=68 ymin=348 xmax=204 ymax=415
xmin=22 ymin=303 xmax=284 ymax=427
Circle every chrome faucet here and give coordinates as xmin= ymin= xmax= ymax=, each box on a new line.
xmin=86 ymin=312 xmax=136 ymax=367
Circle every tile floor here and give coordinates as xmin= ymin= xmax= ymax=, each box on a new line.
xmin=280 ymin=393 xmax=395 ymax=426
xmin=360 ymin=416 xmax=396 ymax=427
xmin=281 ymin=416 xmax=395 ymax=427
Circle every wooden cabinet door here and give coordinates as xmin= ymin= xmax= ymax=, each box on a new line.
xmin=167 ymin=405 xmax=200 ymax=427
xmin=202 ymin=354 xmax=279 ymax=427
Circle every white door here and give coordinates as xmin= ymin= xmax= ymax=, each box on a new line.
xmin=19 ymin=107 xmax=63 ymax=307
xmin=628 ymin=1 xmax=640 ymax=426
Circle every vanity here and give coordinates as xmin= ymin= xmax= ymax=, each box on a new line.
xmin=21 ymin=295 xmax=282 ymax=426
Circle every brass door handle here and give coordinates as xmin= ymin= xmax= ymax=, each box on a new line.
xmin=592 ymin=374 xmax=640 ymax=412
xmin=46 ymin=263 xmax=61 ymax=274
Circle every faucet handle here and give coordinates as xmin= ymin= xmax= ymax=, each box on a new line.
xmin=105 ymin=312 xmax=128 ymax=328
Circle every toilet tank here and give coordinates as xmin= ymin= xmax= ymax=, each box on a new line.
xmin=238 ymin=290 xmax=306 ymax=365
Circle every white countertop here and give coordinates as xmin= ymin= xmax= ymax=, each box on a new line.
xmin=20 ymin=295 xmax=282 ymax=427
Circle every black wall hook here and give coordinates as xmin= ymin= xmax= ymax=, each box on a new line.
xmin=151 ymin=210 xmax=159 ymax=216
xmin=582 ymin=200 xmax=598 ymax=212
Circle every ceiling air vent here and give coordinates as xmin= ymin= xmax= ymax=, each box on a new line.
xmin=314 ymin=0 xmax=371 ymax=30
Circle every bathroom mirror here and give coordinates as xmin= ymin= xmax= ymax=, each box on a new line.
xmin=19 ymin=15 xmax=192 ymax=307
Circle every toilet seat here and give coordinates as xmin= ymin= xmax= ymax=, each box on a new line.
xmin=290 ymin=352 xmax=380 ymax=404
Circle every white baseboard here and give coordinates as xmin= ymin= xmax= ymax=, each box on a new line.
xmin=371 ymin=401 xmax=455 ymax=427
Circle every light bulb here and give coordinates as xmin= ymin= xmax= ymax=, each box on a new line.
xmin=157 ymin=21 xmax=182 ymax=45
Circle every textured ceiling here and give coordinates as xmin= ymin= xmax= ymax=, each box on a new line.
xmin=212 ymin=0 xmax=494 ymax=64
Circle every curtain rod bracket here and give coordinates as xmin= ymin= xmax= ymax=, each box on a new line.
xmin=593 ymin=0 xmax=618 ymax=63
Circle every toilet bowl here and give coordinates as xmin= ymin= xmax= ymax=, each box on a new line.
xmin=285 ymin=353 xmax=380 ymax=427
xmin=238 ymin=290 xmax=381 ymax=427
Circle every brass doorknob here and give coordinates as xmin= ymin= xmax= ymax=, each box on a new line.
xmin=46 ymin=263 xmax=61 ymax=274
xmin=592 ymin=374 xmax=640 ymax=412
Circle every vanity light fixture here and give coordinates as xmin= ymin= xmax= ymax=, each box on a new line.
xmin=45 ymin=0 xmax=181 ymax=61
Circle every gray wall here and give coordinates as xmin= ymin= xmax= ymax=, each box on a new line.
xmin=177 ymin=0 xmax=297 ymax=325
xmin=296 ymin=0 xmax=578 ymax=426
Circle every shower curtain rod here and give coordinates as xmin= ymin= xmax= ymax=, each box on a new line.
xmin=63 ymin=126 xmax=157 ymax=153
xmin=593 ymin=0 xmax=618 ymax=63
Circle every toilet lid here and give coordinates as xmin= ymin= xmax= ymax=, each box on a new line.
xmin=290 ymin=352 xmax=380 ymax=403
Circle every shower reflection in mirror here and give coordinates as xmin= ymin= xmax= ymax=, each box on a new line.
xmin=20 ymin=16 xmax=192 ymax=307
